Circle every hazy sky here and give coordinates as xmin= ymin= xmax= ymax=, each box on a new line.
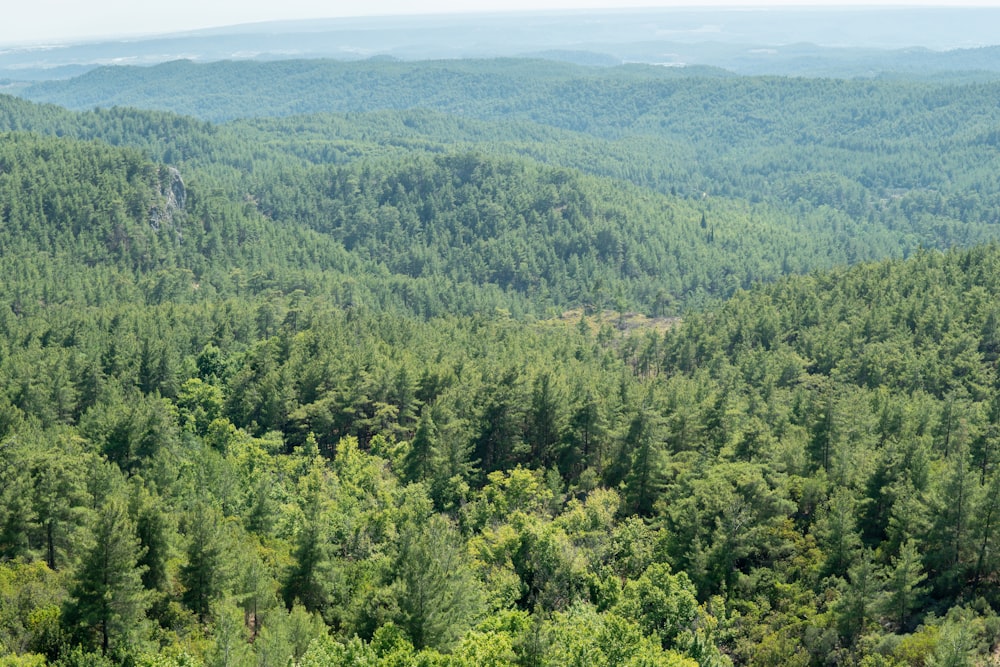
xmin=3 ymin=0 xmax=998 ymax=46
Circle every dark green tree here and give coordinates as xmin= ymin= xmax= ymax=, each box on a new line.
xmin=814 ymin=489 xmax=862 ymax=578
xmin=181 ymin=501 xmax=232 ymax=622
xmin=926 ymin=433 xmax=976 ymax=595
xmin=132 ymin=486 xmax=172 ymax=594
xmin=834 ymin=549 xmax=882 ymax=646
xmin=527 ymin=372 xmax=564 ymax=469
xmin=63 ymin=494 xmax=150 ymax=656
xmin=282 ymin=463 xmax=330 ymax=613
xmin=403 ymin=407 xmax=438 ymax=484
xmin=879 ymin=539 xmax=927 ymax=631
xmin=622 ymin=409 xmax=667 ymax=516
xmin=563 ymin=388 xmax=606 ymax=480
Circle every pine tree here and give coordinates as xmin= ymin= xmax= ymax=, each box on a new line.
xmin=0 ymin=463 xmax=35 ymax=561
xmin=63 ymin=494 xmax=150 ymax=655
xmin=206 ymin=596 xmax=253 ymax=667
xmin=181 ymin=501 xmax=232 ymax=622
xmin=472 ymin=367 xmax=524 ymax=474
xmin=403 ymin=407 xmax=438 ymax=484
xmin=394 ymin=514 xmax=482 ymax=650
xmin=815 ymin=489 xmax=862 ymax=578
xmin=564 ymin=389 xmax=605 ymax=479
xmin=133 ymin=488 xmax=171 ymax=594
xmin=926 ymin=432 xmax=975 ymax=594
xmin=622 ymin=409 xmax=667 ymax=516
xmin=972 ymin=468 xmax=1000 ymax=587
xmin=282 ymin=463 xmax=329 ymax=613
xmin=31 ymin=450 xmax=91 ymax=571
xmin=880 ymin=539 xmax=927 ymax=631
xmin=834 ymin=549 xmax=882 ymax=645
xmin=528 ymin=372 xmax=563 ymax=468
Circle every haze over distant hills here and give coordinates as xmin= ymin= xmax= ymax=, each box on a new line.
xmin=3 ymin=6 xmax=1000 ymax=82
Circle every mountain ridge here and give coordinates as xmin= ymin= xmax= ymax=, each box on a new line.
xmin=5 ymin=7 xmax=1000 ymax=81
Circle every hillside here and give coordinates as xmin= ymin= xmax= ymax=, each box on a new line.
xmin=16 ymin=62 xmax=1000 ymax=259
xmin=4 ymin=56 xmax=1000 ymax=666
xmin=8 ymin=70 xmax=1000 ymax=318
xmin=4 ymin=126 xmax=1000 ymax=663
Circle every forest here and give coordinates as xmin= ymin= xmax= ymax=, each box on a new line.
xmin=2 ymin=58 xmax=1000 ymax=666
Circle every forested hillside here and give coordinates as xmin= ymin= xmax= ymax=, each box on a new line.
xmin=17 ymin=61 xmax=1000 ymax=262
xmin=9 ymin=65 xmax=1000 ymax=313
xmin=3 ymin=55 xmax=1000 ymax=666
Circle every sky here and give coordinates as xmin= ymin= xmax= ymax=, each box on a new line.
xmin=3 ymin=0 xmax=999 ymax=46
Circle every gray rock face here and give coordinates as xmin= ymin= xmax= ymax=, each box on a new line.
xmin=150 ymin=166 xmax=185 ymax=231
xmin=164 ymin=166 xmax=186 ymax=211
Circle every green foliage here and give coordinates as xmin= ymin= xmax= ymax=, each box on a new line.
xmin=179 ymin=502 xmax=232 ymax=622
xmin=61 ymin=492 xmax=149 ymax=656
xmin=7 ymin=55 xmax=1000 ymax=666
xmin=880 ymin=540 xmax=927 ymax=632
xmin=392 ymin=514 xmax=483 ymax=650
xmin=615 ymin=563 xmax=699 ymax=649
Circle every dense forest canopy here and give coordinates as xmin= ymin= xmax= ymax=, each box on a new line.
xmin=2 ymin=54 xmax=1000 ymax=666
xmin=10 ymin=62 xmax=1000 ymax=312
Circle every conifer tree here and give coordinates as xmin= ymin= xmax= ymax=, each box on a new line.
xmin=63 ymin=494 xmax=150 ymax=656
xmin=0 ymin=464 xmax=35 ymax=561
xmin=528 ymin=372 xmax=563 ymax=469
xmin=181 ymin=501 xmax=232 ymax=622
xmin=133 ymin=487 xmax=171 ymax=594
xmin=834 ymin=549 xmax=882 ymax=646
xmin=31 ymin=450 xmax=90 ymax=571
xmin=926 ymin=432 xmax=976 ymax=594
xmin=972 ymin=468 xmax=1000 ymax=587
xmin=622 ymin=409 xmax=667 ymax=516
xmin=564 ymin=389 xmax=605 ymax=479
xmin=403 ymin=407 xmax=438 ymax=484
xmin=394 ymin=514 xmax=482 ymax=650
xmin=206 ymin=597 xmax=253 ymax=667
xmin=880 ymin=539 xmax=927 ymax=631
xmin=283 ymin=463 xmax=329 ymax=613
xmin=815 ymin=489 xmax=862 ymax=578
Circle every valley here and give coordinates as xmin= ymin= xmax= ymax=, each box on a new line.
xmin=2 ymin=10 xmax=1000 ymax=666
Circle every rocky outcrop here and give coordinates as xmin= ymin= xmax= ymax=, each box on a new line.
xmin=150 ymin=166 xmax=186 ymax=230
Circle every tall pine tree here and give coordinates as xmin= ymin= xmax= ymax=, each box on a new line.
xmin=63 ymin=494 xmax=150 ymax=656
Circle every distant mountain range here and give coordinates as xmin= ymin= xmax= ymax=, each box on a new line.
xmin=3 ymin=7 xmax=1000 ymax=82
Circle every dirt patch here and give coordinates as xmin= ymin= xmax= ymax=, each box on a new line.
xmin=550 ymin=308 xmax=681 ymax=335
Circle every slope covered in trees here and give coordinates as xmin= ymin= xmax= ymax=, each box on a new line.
xmin=14 ymin=60 xmax=1000 ymax=280
xmin=5 ymin=128 xmax=1000 ymax=663
xmin=20 ymin=60 xmax=1000 ymax=208
xmin=3 ymin=56 xmax=1000 ymax=666
xmin=6 ymin=82 xmax=1000 ymax=317
xmin=0 ymin=129 xmax=727 ymax=665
